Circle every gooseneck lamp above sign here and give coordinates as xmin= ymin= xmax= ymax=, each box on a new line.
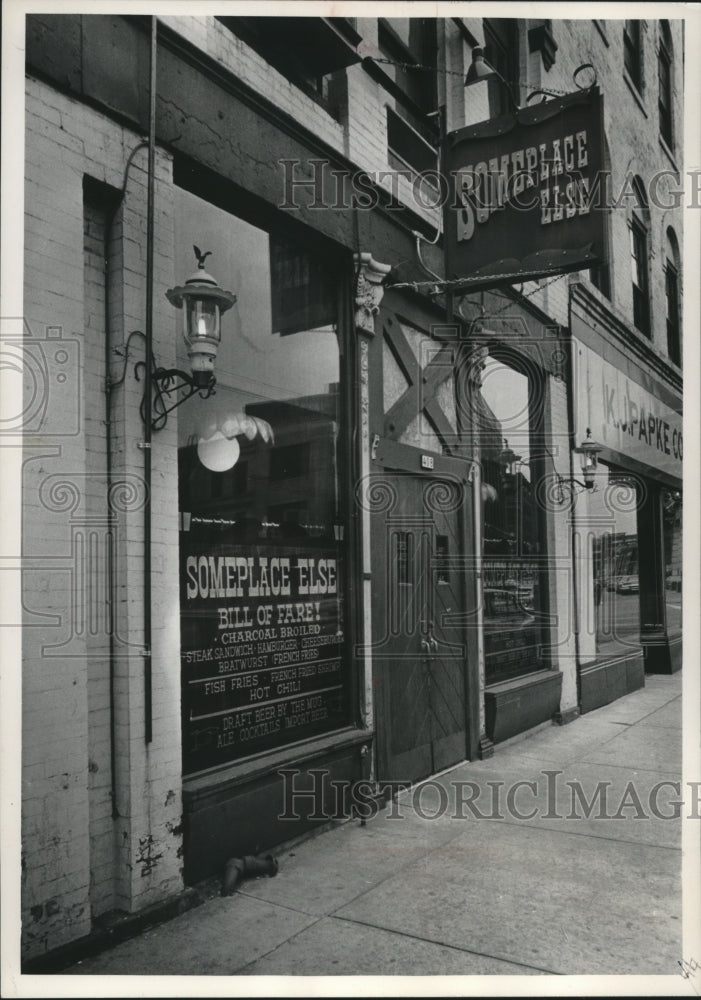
xmin=136 ymin=246 xmax=237 ymax=431
xmin=464 ymin=46 xmax=521 ymax=111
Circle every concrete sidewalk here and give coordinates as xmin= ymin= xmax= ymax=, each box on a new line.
xmin=65 ymin=673 xmax=683 ymax=979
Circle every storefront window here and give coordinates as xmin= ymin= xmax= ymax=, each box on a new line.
xmin=478 ymin=354 xmax=544 ymax=684
xmin=590 ymin=465 xmax=642 ymax=659
xmin=662 ymin=489 xmax=682 ymax=639
xmin=175 ymin=188 xmax=349 ymax=775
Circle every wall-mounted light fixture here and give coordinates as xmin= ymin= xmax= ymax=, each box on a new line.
xmin=662 ymin=488 xmax=682 ymax=522
xmin=574 ymin=429 xmax=602 ymax=489
xmin=554 ymin=428 xmax=603 ymax=503
xmin=137 ymin=246 xmax=237 ymax=431
xmin=464 ymin=47 xmax=596 ymax=112
xmin=498 ymin=439 xmax=522 ymax=489
xmin=464 ymin=46 xmax=521 ymax=111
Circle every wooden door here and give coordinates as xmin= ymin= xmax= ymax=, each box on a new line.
xmin=370 ymin=455 xmax=470 ymax=784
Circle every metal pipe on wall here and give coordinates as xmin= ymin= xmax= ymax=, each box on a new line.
xmin=143 ymin=16 xmax=157 ymax=743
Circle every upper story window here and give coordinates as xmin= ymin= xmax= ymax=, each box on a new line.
xmin=665 ymin=227 xmax=681 ymax=366
xmin=623 ymin=19 xmax=643 ymax=92
xmin=589 ymin=261 xmax=611 ymax=300
xmin=484 ymin=18 xmax=519 ymax=116
xmin=594 ymin=20 xmax=609 ymax=46
xmin=377 ymin=18 xmax=439 ymax=177
xmin=658 ymin=20 xmax=674 ymax=148
xmin=628 ymin=177 xmax=650 ymax=338
xmin=216 ymin=17 xmax=361 ymax=120
xmin=378 ymin=18 xmax=438 ymax=117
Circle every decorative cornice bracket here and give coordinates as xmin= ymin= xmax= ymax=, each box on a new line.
xmin=354 ymin=252 xmax=392 ymax=336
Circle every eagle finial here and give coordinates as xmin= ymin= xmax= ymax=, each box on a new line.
xmin=193 ymin=245 xmax=213 ymax=269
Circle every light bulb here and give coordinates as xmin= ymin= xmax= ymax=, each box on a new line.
xmin=197 ymin=430 xmax=240 ymax=472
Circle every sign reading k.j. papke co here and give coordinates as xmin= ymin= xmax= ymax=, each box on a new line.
xmin=444 ymin=87 xmax=605 ymax=290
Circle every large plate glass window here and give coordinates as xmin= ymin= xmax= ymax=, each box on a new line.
xmin=589 ymin=465 xmax=642 ymax=660
xmin=662 ymin=488 xmax=682 ymax=643
xmin=478 ymin=352 xmax=546 ymax=684
xmin=175 ymin=188 xmax=349 ymax=776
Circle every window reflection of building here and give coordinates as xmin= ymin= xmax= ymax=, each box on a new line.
xmin=662 ymin=489 xmax=682 ymax=639
xmin=175 ymin=185 xmax=349 ymax=774
xmin=588 ymin=467 xmax=642 ymax=660
xmin=178 ymin=390 xmax=339 ymax=541
xmin=478 ymin=355 xmax=543 ymax=685
xmin=249 ymin=393 xmax=340 ymax=539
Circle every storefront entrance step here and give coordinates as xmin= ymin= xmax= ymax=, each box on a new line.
xmin=485 ymin=669 xmax=562 ymax=744
xmin=580 ymin=652 xmax=645 ymax=714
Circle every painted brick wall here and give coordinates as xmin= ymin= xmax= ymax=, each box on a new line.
xmin=22 ymin=75 xmax=184 ymax=959
xmin=23 ymin=78 xmax=93 ymax=955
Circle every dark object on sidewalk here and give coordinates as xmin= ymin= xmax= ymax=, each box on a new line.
xmin=221 ymin=853 xmax=279 ymax=896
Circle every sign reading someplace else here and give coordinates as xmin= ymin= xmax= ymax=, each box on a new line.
xmin=444 ymin=87 xmax=606 ymax=290
xmin=180 ymin=541 xmax=346 ymax=775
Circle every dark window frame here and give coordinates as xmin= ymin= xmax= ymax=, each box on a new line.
xmin=386 ymin=106 xmax=439 ymax=178
xmin=483 ymin=18 xmax=519 ymax=117
xmin=377 ymin=17 xmax=439 ymax=119
xmin=658 ymin=21 xmax=673 ymax=148
xmin=376 ymin=17 xmax=440 ymax=176
xmin=630 ymin=215 xmax=651 ymax=338
xmin=589 ymin=263 xmax=611 ymax=300
xmin=665 ymin=260 xmax=681 ymax=366
xmin=623 ymin=19 xmax=643 ymax=92
xmin=216 ymin=16 xmax=360 ymax=120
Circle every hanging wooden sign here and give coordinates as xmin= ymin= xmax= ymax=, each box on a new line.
xmin=444 ymin=88 xmax=606 ymax=291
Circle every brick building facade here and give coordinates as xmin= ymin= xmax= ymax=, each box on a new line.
xmin=13 ymin=12 xmax=684 ymax=962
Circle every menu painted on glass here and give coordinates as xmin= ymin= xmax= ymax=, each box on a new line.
xmin=181 ymin=539 xmax=345 ymax=773
xmin=174 ymin=185 xmax=348 ymax=775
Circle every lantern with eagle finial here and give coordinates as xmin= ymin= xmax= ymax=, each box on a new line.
xmin=137 ymin=248 xmax=238 ymax=432
xmin=166 ymin=246 xmax=237 ymax=384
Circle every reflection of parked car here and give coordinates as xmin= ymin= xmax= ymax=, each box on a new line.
xmin=614 ymin=575 xmax=639 ymax=594
xmin=484 ymin=580 xmax=535 ymax=617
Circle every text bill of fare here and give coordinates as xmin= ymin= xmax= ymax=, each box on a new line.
xmin=180 ymin=544 xmax=346 ymax=773
xmin=445 ymin=88 xmax=606 ymax=288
